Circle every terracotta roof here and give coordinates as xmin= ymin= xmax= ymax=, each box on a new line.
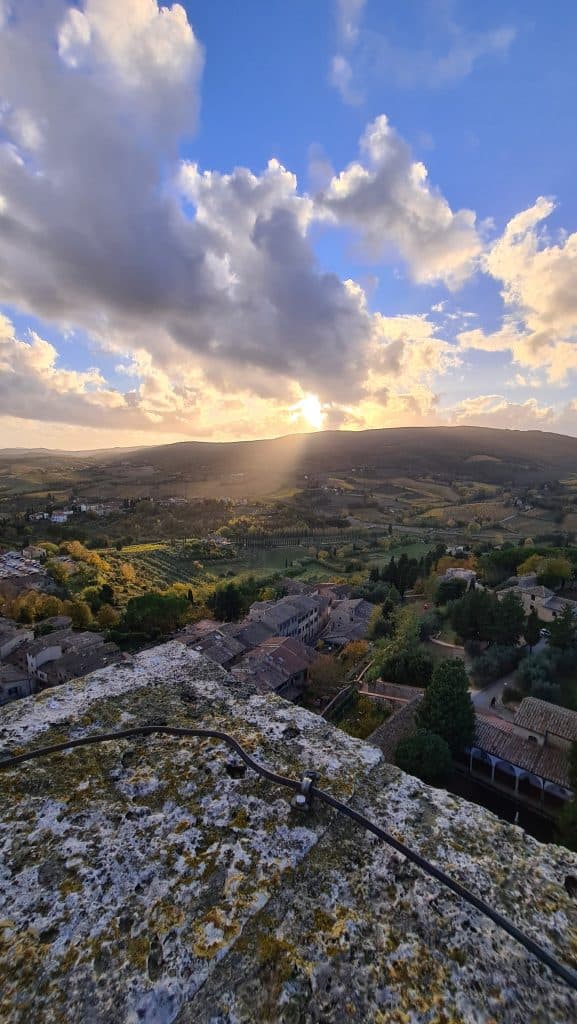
xmin=514 ymin=697 xmax=577 ymax=743
xmin=473 ymin=718 xmax=571 ymax=788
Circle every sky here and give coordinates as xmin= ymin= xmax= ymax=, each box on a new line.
xmin=1 ymin=1 xmax=577 ymax=450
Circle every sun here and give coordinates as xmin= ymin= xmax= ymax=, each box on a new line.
xmin=298 ymin=393 xmax=324 ymax=430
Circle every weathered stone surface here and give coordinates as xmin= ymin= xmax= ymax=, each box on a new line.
xmin=0 ymin=642 xmax=576 ymax=1023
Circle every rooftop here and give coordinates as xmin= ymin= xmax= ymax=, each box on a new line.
xmin=0 ymin=644 xmax=577 ymax=1022
xmin=514 ymin=698 xmax=577 ymax=744
xmin=474 ymin=717 xmax=572 ymax=789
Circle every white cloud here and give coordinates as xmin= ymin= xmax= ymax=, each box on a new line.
xmin=329 ymin=55 xmax=363 ymax=105
xmin=458 ymin=198 xmax=577 ymax=383
xmin=329 ymin=0 xmax=515 ymax=103
xmin=336 ymin=0 xmax=366 ymax=44
xmin=316 ymin=115 xmax=481 ymax=286
xmin=451 ymin=394 xmax=554 ymax=430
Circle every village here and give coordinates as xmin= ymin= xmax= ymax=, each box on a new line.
xmin=2 ymin=530 xmax=577 ymax=847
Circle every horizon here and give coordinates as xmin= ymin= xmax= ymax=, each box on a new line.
xmin=2 ymin=2 xmax=577 ymax=448
xmin=1 ymin=421 xmax=576 ymax=457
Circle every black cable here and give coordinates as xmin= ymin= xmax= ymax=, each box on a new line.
xmin=1 ymin=725 xmax=577 ymax=993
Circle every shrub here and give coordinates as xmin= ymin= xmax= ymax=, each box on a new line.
xmin=379 ymin=650 xmax=434 ymax=688
xmin=396 ymin=730 xmax=452 ymax=784
xmin=471 ymin=645 xmax=524 ymax=687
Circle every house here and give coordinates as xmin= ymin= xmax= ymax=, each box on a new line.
xmin=190 ymin=631 xmax=246 ymax=669
xmin=440 ymin=567 xmax=477 ymax=587
xmin=248 ymin=593 xmax=329 ymax=644
xmin=499 ymin=580 xmax=577 ymax=622
xmin=42 ymin=643 xmax=122 ymax=687
xmin=231 ymin=636 xmax=315 ymax=701
xmin=8 ymin=629 xmax=105 ymax=682
xmin=512 ymin=697 xmax=577 ymax=752
xmin=50 ymin=510 xmax=73 ymax=524
xmin=0 ymin=664 xmax=34 ymax=705
xmin=0 ymin=619 xmax=34 ymax=661
xmin=22 ymin=545 xmax=46 ymax=561
xmin=320 ymin=598 xmax=374 ymax=648
xmin=465 ymin=698 xmax=577 ymax=814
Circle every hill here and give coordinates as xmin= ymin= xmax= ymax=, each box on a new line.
xmin=1 ymin=426 xmax=577 ymax=500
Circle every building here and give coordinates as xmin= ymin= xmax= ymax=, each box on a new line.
xmin=248 ymin=593 xmax=330 ymax=643
xmin=512 ymin=697 xmax=577 ymax=751
xmin=21 ymin=545 xmax=46 ymax=561
xmin=440 ymin=566 xmax=477 ymax=587
xmin=465 ymin=698 xmax=577 ymax=814
xmin=7 ymin=629 xmax=106 ymax=682
xmin=231 ymin=635 xmax=315 ymax=700
xmin=499 ymin=579 xmax=577 ymax=622
xmin=0 ymin=642 xmax=574 ymax=1022
xmin=50 ymin=510 xmax=73 ymax=524
xmin=0 ymin=664 xmax=34 ymax=705
xmin=190 ymin=630 xmax=246 ymax=669
xmin=41 ymin=643 xmax=122 ymax=687
xmin=320 ymin=598 xmax=374 ymax=648
xmin=0 ymin=619 xmax=34 ymax=661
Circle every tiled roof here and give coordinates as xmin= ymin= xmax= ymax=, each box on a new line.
xmin=192 ymin=631 xmax=245 ymax=667
xmin=514 ymin=697 xmax=577 ymax=743
xmin=474 ymin=717 xmax=571 ymax=788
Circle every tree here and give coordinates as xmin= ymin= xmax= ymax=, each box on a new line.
xmin=209 ymin=582 xmax=243 ymax=621
xmin=122 ymin=592 xmax=192 ymax=637
xmin=490 ymin=591 xmax=525 ymax=646
xmin=538 ymin=557 xmax=573 ymax=590
xmin=341 ymin=640 xmax=369 ymax=672
xmin=100 ymin=583 xmax=115 ymax=606
xmin=45 ymin=559 xmax=69 ymax=587
xmin=307 ymin=655 xmax=345 ymax=696
xmin=65 ymin=600 xmax=92 ymax=629
xmin=548 ymin=604 xmax=577 ymax=651
xmin=417 ymin=659 xmax=475 ymax=754
xmin=120 ymin=563 xmax=136 ymax=583
xmin=396 ymin=730 xmax=452 ymax=783
xmin=435 ymin=577 xmax=467 ymax=606
xmin=525 ymin=609 xmax=541 ymax=651
xmin=97 ymin=604 xmax=120 ymax=629
xmin=450 ymin=589 xmax=494 ymax=644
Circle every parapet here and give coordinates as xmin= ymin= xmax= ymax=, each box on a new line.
xmin=1 ymin=642 xmax=576 ymax=1023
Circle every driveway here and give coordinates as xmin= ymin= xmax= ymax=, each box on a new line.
xmin=470 ymin=637 xmax=548 ymax=721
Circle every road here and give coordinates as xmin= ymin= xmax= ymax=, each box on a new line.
xmin=470 ymin=637 xmax=548 ymax=720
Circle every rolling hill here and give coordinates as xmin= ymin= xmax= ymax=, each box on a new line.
xmin=1 ymin=426 xmax=577 ymax=501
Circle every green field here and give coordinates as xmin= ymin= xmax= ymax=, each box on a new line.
xmin=100 ymin=537 xmax=436 ymax=604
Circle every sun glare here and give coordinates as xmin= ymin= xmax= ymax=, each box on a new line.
xmin=299 ymin=393 xmax=324 ymax=430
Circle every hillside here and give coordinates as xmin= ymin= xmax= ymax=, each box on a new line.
xmin=1 ymin=426 xmax=577 ymax=501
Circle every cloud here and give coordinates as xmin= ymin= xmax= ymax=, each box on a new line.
xmin=0 ymin=0 xmax=381 ymax=410
xmin=316 ymin=115 xmax=481 ymax=286
xmin=329 ymin=0 xmax=515 ymax=103
xmin=458 ymin=198 xmax=577 ymax=383
xmin=329 ymin=55 xmax=363 ymax=105
xmin=450 ymin=394 xmax=554 ymax=430
xmin=336 ymin=0 xmax=366 ymax=44
xmin=0 ymin=2 xmax=477 ymax=433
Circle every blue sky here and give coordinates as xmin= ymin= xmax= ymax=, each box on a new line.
xmin=1 ymin=0 xmax=577 ymax=447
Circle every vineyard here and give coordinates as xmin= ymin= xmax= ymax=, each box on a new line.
xmin=102 ymin=544 xmax=214 ymax=603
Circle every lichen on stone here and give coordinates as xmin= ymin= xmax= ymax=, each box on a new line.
xmin=0 ymin=642 xmax=576 ymax=1023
